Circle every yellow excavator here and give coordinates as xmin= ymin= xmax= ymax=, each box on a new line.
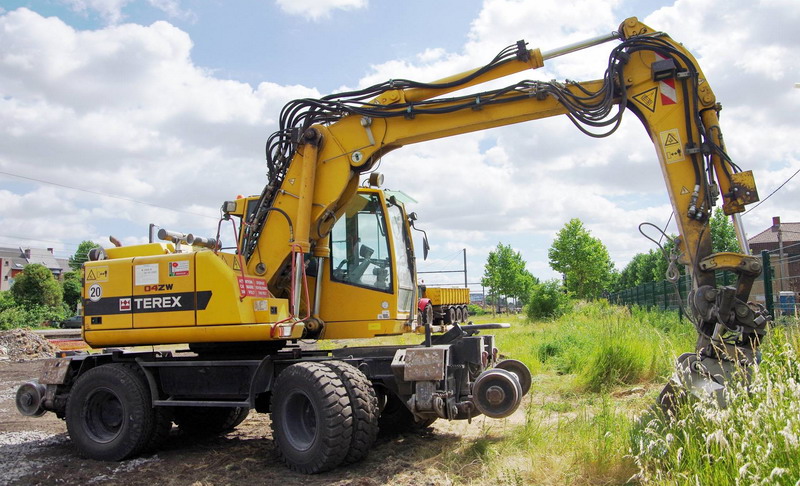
xmin=16 ymin=17 xmax=770 ymax=474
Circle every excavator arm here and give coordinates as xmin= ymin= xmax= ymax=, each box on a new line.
xmin=237 ymin=17 xmax=769 ymax=377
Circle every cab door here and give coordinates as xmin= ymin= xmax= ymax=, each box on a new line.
xmin=318 ymin=189 xmax=413 ymax=338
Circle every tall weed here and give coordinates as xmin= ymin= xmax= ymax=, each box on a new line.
xmin=631 ymin=324 xmax=800 ymax=484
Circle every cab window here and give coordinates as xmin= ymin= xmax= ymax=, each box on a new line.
xmin=330 ymin=193 xmax=392 ymax=291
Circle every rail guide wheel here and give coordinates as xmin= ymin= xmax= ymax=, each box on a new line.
xmin=471 ymin=368 xmax=523 ymax=419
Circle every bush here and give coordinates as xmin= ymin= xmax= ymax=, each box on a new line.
xmin=525 ymin=280 xmax=571 ymax=320
xmin=468 ymin=304 xmax=488 ymax=316
xmin=0 ymin=302 xmax=69 ymax=330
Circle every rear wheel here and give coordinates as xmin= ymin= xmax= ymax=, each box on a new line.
xmin=460 ymin=305 xmax=469 ymax=323
xmin=270 ymin=362 xmax=353 ymax=473
xmin=455 ymin=307 xmax=463 ymax=324
xmin=65 ymin=364 xmax=155 ymax=461
xmin=323 ymin=361 xmax=379 ymax=464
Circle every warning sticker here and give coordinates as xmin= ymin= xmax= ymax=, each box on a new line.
xmin=659 ymin=129 xmax=685 ymax=164
xmin=86 ymin=266 xmax=109 ymax=282
xmin=169 ymin=261 xmax=190 ymax=277
xmin=632 ymin=87 xmax=658 ymax=113
xmin=135 ymin=264 xmax=159 ymax=286
xmin=232 ymin=258 xmax=241 ymax=271
xmin=237 ymin=277 xmax=269 ymax=298
xmin=680 ymin=186 xmax=690 ymax=195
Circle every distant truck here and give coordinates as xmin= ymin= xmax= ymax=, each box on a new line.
xmin=417 ymin=285 xmax=470 ymax=327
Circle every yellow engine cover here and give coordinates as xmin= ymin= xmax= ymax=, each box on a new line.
xmin=82 ymin=249 xmax=298 ymax=347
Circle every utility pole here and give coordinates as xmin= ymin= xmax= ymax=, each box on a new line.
xmin=463 ymin=248 xmax=468 ymax=288
xmin=773 ymin=216 xmax=786 ymax=294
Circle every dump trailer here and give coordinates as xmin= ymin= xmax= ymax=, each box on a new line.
xmin=17 ymin=16 xmax=770 ymax=475
xmin=418 ymin=286 xmax=471 ymax=326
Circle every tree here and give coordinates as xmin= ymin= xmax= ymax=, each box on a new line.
xmin=516 ymin=269 xmax=540 ymax=306
xmin=482 ymin=243 xmax=531 ymax=311
xmin=10 ymin=263 xmax=63 ymax=309
xmin=710 ymin=208 xmax=740 ymax=253
xmin=69 ymin=240 xmax=102 ymax=270
xmin=548 ymin=219 xmax=614 ymax=299
xmin=62 ymin=271 xmax=83 ymax=313
xmin=609 ymin=234 xmax=683 ymax=293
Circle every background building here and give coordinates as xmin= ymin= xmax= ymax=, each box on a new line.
xmin=0 ymin=247 xmax=71 ymax=291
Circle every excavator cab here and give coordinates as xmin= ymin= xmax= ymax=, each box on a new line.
xmin=313 ymin=186 xmax=418 ymax=339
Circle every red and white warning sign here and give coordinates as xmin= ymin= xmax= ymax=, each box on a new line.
xmin=169 ymin=261 xmax=190 ymax=277
xmin=237 ymin=277 xmax=270 ymax=298
xmin=655 ymin=53 xmax=678 ymax=106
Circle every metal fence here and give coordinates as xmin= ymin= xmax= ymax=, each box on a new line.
xmin=608 ymin=250 xmax=799 ymax=318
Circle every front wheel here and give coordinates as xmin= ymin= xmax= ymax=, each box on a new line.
xmin=65 ymin=364 xmax=155 ymax=461
xmin=270 ymin=362 xmax=353 ymax=473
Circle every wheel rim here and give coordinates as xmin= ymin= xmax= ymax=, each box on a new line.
xmin=282 ymin=390 xmax=317 ymax=451
xmin=83 ymin=387 xmax=124 ymax=443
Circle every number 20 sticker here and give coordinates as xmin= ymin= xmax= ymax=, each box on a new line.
xmin=88 ymin=284 xmax=103 ymax=302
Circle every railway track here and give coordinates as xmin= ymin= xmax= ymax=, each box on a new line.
xmin=33 ymin=329 xmax=88 ymax=351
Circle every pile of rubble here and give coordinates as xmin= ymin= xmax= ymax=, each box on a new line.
xmin=0 ymin=329 xmax=58 ymax=361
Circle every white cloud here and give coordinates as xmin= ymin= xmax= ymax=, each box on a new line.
xmin=62 ymin=0 xmax=193 ymax=24
xmin=274 ymin=0 xmax=367 ymax=21
xmin=63 ymin=0 xmax=131 ymax=24
xmin=0 ymin=8 xmax=319 ymax=254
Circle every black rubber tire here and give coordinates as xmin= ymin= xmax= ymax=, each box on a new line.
xmin=444 ymin=307 xmax=455 ymax=325
xmin=65 ymin=363 xmax=155 ymax=461
xmin=173 ymin=407 xmax=249 ymax=436
xmin=323 ymin=361 xmax=379 ymax=464
xmin=455 ymin=307 xmax=463 ymax=324
xmin=460 ymin=305 xmax=469 ymax=323
xmin=270 ymin=362 xmax=353 ymax=473
xmin=422 ymin=304 xmax=433 ymax=326
xmin=377 ymin=391 xmax=436 ymax=436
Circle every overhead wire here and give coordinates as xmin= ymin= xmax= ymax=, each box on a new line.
xmin=743 ymin=167 xmax=800 ymax=216
xmin=0 ymin=170 xmax=219 ymax=220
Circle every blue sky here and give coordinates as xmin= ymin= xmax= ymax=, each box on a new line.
xmin=1 ymin=0 xmax=798 ymax=288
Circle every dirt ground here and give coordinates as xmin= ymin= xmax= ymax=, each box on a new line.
xmin=0 ymin=356 xmax=524 ymax=486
